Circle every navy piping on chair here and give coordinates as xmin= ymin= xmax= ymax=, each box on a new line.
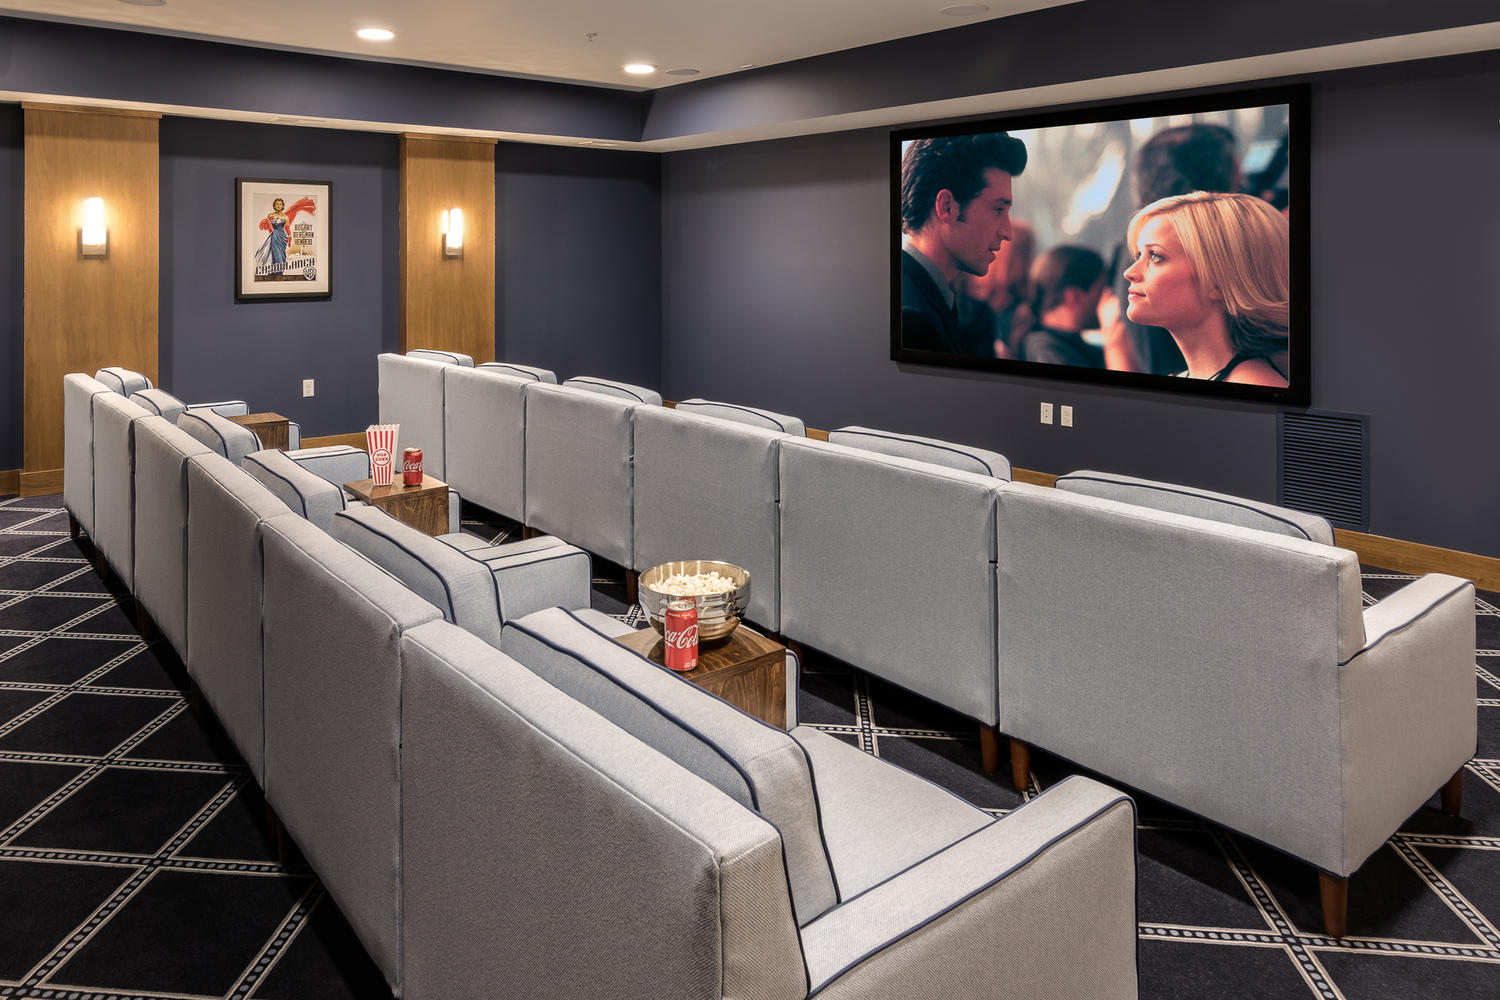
xmin=479 ymin=363 xmax=542 ymax=381
xmin=475 ymin=551 xmax=593 ymax=623
xmin=832 ymin=428 xmax=1004 ymax=478
xmin=333 ymin=511 xmax=460 ymax=625
xmin=1055 ymin=474 xmax=1325 ymax=541
xmin=1336 ymin=581 xmax=1473 ymax=667
xmin=805 ymin=783 xmax=1139 ymax=997
xmin=566 ymin=377 xmax=649 ymax=403
xmin=242 ymin=456 xmax=312 ymax=519
xmin=682 ymin=400 xmax=795 ymax=433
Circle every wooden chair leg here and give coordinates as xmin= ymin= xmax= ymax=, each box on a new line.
xmin=134 ymin=601 xmax=158 ymax=642
xmin=1319 ymin=872 xmax=1348 ymax=938
xmin=521 ymin=525 xmax=541 ymax=540
xmin=1441 ymin=768 xmax=1464 ymax=817
xmin=188 ymin=682 xmax=205 ymax=718
xmin=265 ymin=803 xmax=292 ymax=867
xmin=979 ymin=725 xmax=1000 ymax=774
xmin=1009 ymin=737 xmax=1031 ymax=793
xmin=624 ymin=569 xmax=639 ymax=606
xmin=67 ymin=511 xmax=81 ymax=540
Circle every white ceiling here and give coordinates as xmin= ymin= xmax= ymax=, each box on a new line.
xmin=0 ymin=0 xmax=1074 ymax=88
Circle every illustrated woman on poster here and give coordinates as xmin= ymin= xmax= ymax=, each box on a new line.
xmin=254 ymin=196 xmax=317 ymax=275
xmin=1122 ymin=191 xmax=1289 ymax=387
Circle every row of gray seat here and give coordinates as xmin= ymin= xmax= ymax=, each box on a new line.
xmin=381 ymin=349 xmax=1478 ymax=934
xmin=62 ymin=365 xmax=1141 ymax=999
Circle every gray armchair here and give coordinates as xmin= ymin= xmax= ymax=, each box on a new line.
xmin=63 ymin=372 xmax=113 ymax=541
xmin=398 ymin=608 xmax=1139 ymax=999
xmin=442 ymin=365 xmax=531 ymax=522
xmin=378 ymin=352 xmax=451 ymax=479
xmin=131 ymin=416 xmax=213 ymax=652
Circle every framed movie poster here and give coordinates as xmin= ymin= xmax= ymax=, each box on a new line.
xmin=235 ymin=178 xmax=331 ymax=301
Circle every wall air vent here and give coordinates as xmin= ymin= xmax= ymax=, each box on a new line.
xmin=1278 ymin=410 xmax=1368 ymax=532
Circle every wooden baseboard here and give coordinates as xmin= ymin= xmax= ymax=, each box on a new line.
xmin=300 ymin=432 xmax=369 ymax=451
xmin=0 ymin=468 xmax=18 ymax=496
xmin=19 ymin=469 xmax=63 ymax=497
xmin=1334 ymin=529 xmax=1500 ymax=592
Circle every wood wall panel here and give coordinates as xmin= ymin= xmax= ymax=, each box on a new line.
xmin=399 ymin=135 xmax=495 ymax=364
xmin=23 ymin=107 xmax=159 ymax=490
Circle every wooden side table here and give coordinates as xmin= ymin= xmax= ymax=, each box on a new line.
xmin=228 ymin=411 xmax=291 ymax=451
xmin=344 ymin=473 xmax=450 ymax=536
xmin=616 ymin=626 xmax=787 ymax=729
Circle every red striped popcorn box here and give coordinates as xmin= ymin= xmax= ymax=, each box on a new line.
xmin=366 ymin=424 xmax=399 ymax=486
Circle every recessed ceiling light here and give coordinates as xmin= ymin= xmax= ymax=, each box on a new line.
xmin=739 ymin=63 xmax=755 ymax=70
xmin=623 ymin=63 xmax=656 ymax=75
xmin=939 ymin=3 xmax=989 ymax=14
xmin=116 ymin=0 xmax=167 ymax=6
xmin=665 ymin=68 xmax=700 ymax=77
xmin=356 ymin=27 xmax=395 ymax=41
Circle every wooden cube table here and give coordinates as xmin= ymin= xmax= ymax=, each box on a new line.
xmin=227 ymin=411 xmax=291 ymax=451
xmin=344 ymin=473 xmax=450 ymax=536
xmin=615 ymin=626 xmax=787 ymax=729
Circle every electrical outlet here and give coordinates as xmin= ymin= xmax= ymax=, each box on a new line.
xmin=1039 ymin=402 xmax=1054 ymax=425
xmin=302 ymin=379 xmax=315 ymax=397
xmin=1060 ymin=405 xmax=1074 ymax=428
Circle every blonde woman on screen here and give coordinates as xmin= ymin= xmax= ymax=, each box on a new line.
xmin=1122 ymin=191 xmax=1289 ymax=387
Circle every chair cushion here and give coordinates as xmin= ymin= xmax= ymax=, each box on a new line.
xmin=242 ymin=449 xmax=349 ymax=530
xmin=562 ymin=376 xmax=663 ymax=406
xmin=407 ymin=348 xmax=475 ymax=366
xmin=1055 ymin=470 xmax=1334 ymax=544
xmin=331 ymin=505 xmax=504 ymax=648
xmin=501 ymin=607 xmax=838 ymax=926
xmin=176 ymin=410 xmax=261 ymax=465
xmin=478 ymin=361 xmax=558 ymax=383
xmin=129 ymin=388 xmax=187 ymax=424
xmin=675 ymin=398 xmax=806 ymax=436
xmin=828 ymin=426 xmax=1011 ymax=480
xmin=94 ymin=366 xmax=152 ymax=396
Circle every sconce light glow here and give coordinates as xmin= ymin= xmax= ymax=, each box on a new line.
xmin=442 ymin=208 xmax=464 ymax=258
xmin=623 ymin=63 xmax=656 ymax=75
xmin=81 ymin=197 xmax=108 ymax=257
xmin=356 ymin=27 xmax=395 ymax=41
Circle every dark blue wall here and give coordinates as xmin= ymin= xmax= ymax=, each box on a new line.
xmin=160 ymin=118 xmax=398 ymax=436
xmin=0 ymin=105 xmax=20 ymax=472
xmin=497 ymin=143 xmax=662 ymax=389
xmin=660 ymin=53 xmax=1500 ymax=556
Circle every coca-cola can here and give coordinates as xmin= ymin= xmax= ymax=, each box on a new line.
xmin=402 ymin=447 xmax=423 ymax=487
xmin=663 ymin=599 xmax=698 ymax=672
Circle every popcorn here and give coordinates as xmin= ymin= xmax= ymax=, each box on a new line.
xmin=654 ymin=571 xmax=737 ymax=598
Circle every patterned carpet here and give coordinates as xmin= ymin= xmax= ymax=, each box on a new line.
xmin=0 ymin=492 xmax=1496 ymax=999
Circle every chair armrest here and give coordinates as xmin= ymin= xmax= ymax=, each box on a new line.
xmin=466 ymin=539 xmax=592 ymax=623
xmin=188 ymin=400 xmax=249 ymax=418
xmin=1357 ymin=573 xmax=1475 ymax=659
xmin=799 ymin=777 xmax=1136 ymax=1000
xmin=288 ymin=421 xmax=301 ymax=450
xmin=448 ymin=488 xmax=460 ymax=534
xmin=285 ymin=445 xmax=372 ymax=487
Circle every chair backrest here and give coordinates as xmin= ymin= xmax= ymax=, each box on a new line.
xmin=63 ymin=373 xmax=112 ymax=537
xmin=183 ymin=453 xmax=296 ymax=784
xmin=131 ymin=416 xmax=213 ymax=654
xmin=400 ymin=618 xmax=805 ymax=1000
xmin=501 ymin=607 xmax=838 ymax=927
xmin=828 ymin=425 xmax=1012 ymax=480
xmin=242 ymin=449 xmax=349 ymax=531
xmin=675 ymin=397 xmax=806 ymax=437
xmin=129 ymin=388 xmax=187 ymax=425
xmin=330 ymin=505 xmax=503 ymax=648
xmin=522 ymin=382 xmax=639 ymax=566
xmin=90 ymin=391 xmax=154 ymax=583
xmin=443 ymin=365 xmax=530 ymax=520
xmin=561 ymin=375 xmax=663 ymax=406
xmin=94 ymin=366 xmax=152 ymax=396
xmin=176 ymin=409 xmax=261 ymax=466
xmin=406 ymin=348 xmax=474 ymax=367
xmin=778 ymin=436 xmax=1006 ymax=727
xmin=478 ymin=360 xmax=557 ymax=383
xmin=259 ymin=514 xmax=441 ymax=994
xmin=378 ymin=353 xmax=449 ymax=479
xmin=993 ymin=480 xmax=1366 ymax=870
xmin=1055 ymin=469 xmax=1334 ymax=544
xmin=633 ymin=404 xmax=786 ymax=630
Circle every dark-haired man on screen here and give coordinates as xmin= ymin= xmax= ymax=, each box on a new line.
xmin=899 ymin=132 xmax=1028 ymax=354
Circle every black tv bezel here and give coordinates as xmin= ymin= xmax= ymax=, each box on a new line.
xmin=889 ymin=83 xmax=1311 ymax=407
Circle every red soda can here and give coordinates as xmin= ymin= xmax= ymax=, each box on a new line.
xmin=663 ymin=599 xmax=698 ymax=672
xmin=402 ymin=447 xmax=423 ymax=487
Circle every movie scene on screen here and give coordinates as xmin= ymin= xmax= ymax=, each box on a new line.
xmin=892 ymin=90 xmax=1304 ymax=404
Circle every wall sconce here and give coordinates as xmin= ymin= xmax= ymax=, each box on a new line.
xmin=80 ymin=196 xmax=109 ymax=258
xmin=441 ymin=208 xmax=464 ymax=258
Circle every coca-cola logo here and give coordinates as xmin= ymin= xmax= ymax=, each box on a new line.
xmin=403 ymin=458 xmax=421 ymax=472
xmin=665 ymin=624 xmax=698 ymax=648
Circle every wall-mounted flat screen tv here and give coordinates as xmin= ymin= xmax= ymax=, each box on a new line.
xmin=891 ymin=85 xmax=1308 ymax=405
